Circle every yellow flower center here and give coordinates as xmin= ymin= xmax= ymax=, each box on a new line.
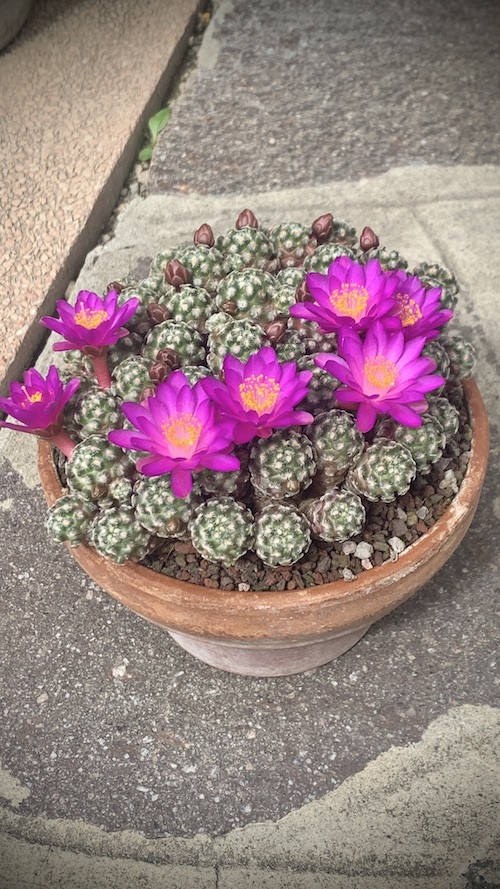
xmin=21 ymin=387 xmax=43 ymax=406
xmin=396 ymin=293 xmax=423 ymax=327
xmin=364 ymin=356 xmax=398 ymax=391
xmin=239 ymin=374 xmax=280 ymax=415
xmin=74 ymin=308 xmax=109 ymax=329
xmin=330 ymin=283 xmax=369 ymax=320
xmin=162 ymin=412 xmax=202 ymax=451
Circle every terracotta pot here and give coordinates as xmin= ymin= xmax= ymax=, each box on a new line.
xmin=38 ymin=379 xmax=489 ymax=677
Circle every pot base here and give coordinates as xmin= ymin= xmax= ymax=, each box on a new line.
xmin=167 ymin=623 xmax=372 ymax=676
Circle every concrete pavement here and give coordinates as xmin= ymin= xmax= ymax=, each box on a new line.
xmin=0 ymin=0 xmax=499 ymax=886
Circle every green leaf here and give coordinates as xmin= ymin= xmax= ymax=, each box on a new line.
xmin=138 ymin=146 xmax=153 ymax=162
xmin=147 ymin=106 xmax=171 ymax=140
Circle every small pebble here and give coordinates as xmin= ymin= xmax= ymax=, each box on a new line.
xmin=388 ymin=536 xmax=406 ymax=554
xmin=391 ymin=518 xmax=408 ymax=537
xmin=354 ymin=541 xmax=374 ymax=560
xmin=342 ymin=568 xmax=355 ymax=581
xmin=342 ymin=541 xmax=357 ymax=555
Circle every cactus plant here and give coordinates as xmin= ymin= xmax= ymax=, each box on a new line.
xmin=190 ymin=497 xmax=255 ymax=566
xmin=307 ymin=409 xmax=364 ymax=487
xmin=2 ymin=211 xmax=475 ymax=585
xmin=302 ymin=488 xmax=365 ymax=543
xmin=249 ymin=429 xmax=317 ymax=499
xmin=346 ymin=439 xmax=417 ymax=503
xmin=254 ymin=503 xmax=311 ymax=566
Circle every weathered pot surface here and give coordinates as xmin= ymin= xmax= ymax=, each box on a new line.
xmin=38 ymin=379 xmax=489 ymax=677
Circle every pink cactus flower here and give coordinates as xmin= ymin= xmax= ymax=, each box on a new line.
xmin=200 ymin=347 xmax=314 ymax=444
xmin=108 ymin=371 xmax=240 ymax=498
xmin=289 ymin=256 xmax=400 ymax=334
xmin=0 ymin=365 xmax=79 ymax=457
xmin=41 ymin=290 xmax=139 ymax=388
xmin=389 ymin=271 xmax=453 ymax=340
xmin=315 ymin=323 xmax=446 ymax=433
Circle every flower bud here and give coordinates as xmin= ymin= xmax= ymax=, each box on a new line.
xmin=194 ymin=224 xmax=215 ymax=247
xmin=165 ymin=259 xmax=191 ymax=289
xmin=149 ymin=361 xmax=170 ymax=383
xmin=147 ymin=303 xmax=171 ymax=324
xmin=264 ymin=320 xmax=287 ymax=344
xmin=220 ymin=300 xmax=238 ymax=316
xmin=359 ymin=226 xmax=380 ymax=252
xmin=236 ymin=209 xmax=258 ymax=230
xmin=91 ymin=483 xmax=108 ymax=500
xmin=311 ymin=213 xmax=333 ymax=243
xmin=106 ymin=281 xmax=125 ymax=294
xmin=139 ymin=385 xmax=156 ymax=403
xmin=156 ymin=348 xmax=180 ymax=369
xmin=295 ymin=280 xmax=313 ymax=303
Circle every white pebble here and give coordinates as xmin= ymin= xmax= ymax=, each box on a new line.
xmin=440 ymin=469 xmax=459 ymax=493
xmin=355 ymin=541 xmax=374 ymax=560
xmin=342 ymin=541 xmax=357 ymax=555
xmin=238 ymin=582 xmax=251 ymax=591
xmin=396 ymin=507 xmax=407 ymax=520
xmin=342 ymin=568 xmax=355 ymax=581
xmin=416 ymin=506 xmax=429 ymax=519
xmin=361 ymin=559 xmax=373 ymax=570
xmin=388 ymin=536 xmax=406 ymax=554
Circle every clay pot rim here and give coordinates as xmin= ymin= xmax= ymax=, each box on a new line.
xmin=38 ymin=378 xmax=489 ymax=637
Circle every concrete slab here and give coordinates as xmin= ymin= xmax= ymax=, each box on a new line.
xmin=149 ymin=0 xmax=500 ymax=196
xmin=0 ymin=0 xmax=202 ymax=395
xmin=0 ymin=705 xmax=498 ymax=888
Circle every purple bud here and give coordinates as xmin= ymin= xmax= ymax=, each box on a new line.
xmin=194 ymin=224 xmax=215 ymax=247
xmin=236 ymin=209 xmax=258 ymax=230
xmin=360 ymin=226 xmax=380 ymax=252
xmin=156 ymin=348 xmax=180 ymax=369
xmin=295 ymin=280 xmax=313 ymax=302
xmin=165 ymin=260 xmax=191 ymax=289
xmin=220 ymin=300 xmax=238 ymax=315
xmin=311 ymin=213 xmax=333 ymax=243
xmin=264 ymin=320 xmax=287 ymax=344
xmin=149 ymin=361 xmax=170 ymax=383
xmin=147 ymin=303 xmax=171 ymax=324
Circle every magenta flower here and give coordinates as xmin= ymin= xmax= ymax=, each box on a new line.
xmin=315 ymin=323 xmax=446 ymax=432
xmin=41 ymin=290 xmax=139 ymax=389
xmin=108 ymin=371 xmax=240 ymax=498
xmin=389 ymin=271 xmax=453 ymax=340
xmin=0 ymin=365 xmax=79 ymax=457
xmin=289 ymin=256 xmax=399 ymax=334
xmin=200 ymin=346 xmax=314 ymax=444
